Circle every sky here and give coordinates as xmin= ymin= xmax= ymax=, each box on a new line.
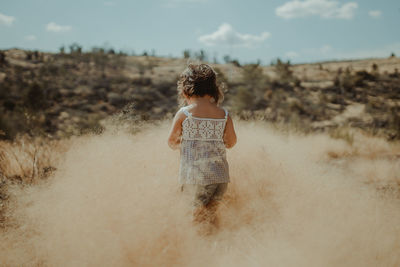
xmin=0 ymin=0 xmax=399 ymax=64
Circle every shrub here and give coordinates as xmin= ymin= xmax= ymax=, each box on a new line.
xmin=183 ymin=50 xmax=191 ymax=59
xmin=231 ymin=64 xmax=270 ymax=111
xmin=273 ymin=58 xmax=298 ymax=85
xmin=233 ymin=86 xmax=254 ymax=111
xmin=24 ymin=83 xmax=47 ymax=111
xmin=0 ymin=51 xmax=7 ymax=65
xmin=0 ymin=109 xmax=29 ymax=140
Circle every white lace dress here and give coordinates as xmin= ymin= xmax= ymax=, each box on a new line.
xmin=179 ymin=106 xmax=230 ymax=185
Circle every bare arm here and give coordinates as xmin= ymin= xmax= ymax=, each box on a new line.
xmin=223 ymin=115 xmax=237 ymax=149
xmin=167 ymin=110 xmax=185 ymax=150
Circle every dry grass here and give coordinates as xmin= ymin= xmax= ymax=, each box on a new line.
xmin=0 ymin=136 xmax=71 ymax=229
xmin=0 ymin=121 xmax=400 ymax=266
xmin=0 ymin=136 xmax=67 ymax=184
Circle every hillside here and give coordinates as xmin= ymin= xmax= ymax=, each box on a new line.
xmin=0 ymin=48 xmax=399 ymax=140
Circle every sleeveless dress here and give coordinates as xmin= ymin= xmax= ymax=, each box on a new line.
xmin=179 ymin=105 xmax=230 ymax=185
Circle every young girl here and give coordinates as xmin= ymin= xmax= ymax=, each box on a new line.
xmin=168 ymin=63 xmax=237 ymax=230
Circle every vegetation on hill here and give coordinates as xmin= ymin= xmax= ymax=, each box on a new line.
xmin=0 ymin=47 xmax=399 ymax=140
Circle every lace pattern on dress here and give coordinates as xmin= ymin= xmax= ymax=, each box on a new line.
xmin=181 ymin=106 xmax=227 ymax=141
xmin=179 ymin=106 xmax=230 ymax=185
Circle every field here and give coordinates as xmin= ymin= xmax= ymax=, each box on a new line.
xmin=0 ymin=49 xmax=400 ymax=266
xmin=0 ymin=122 xmax=400 ymax=266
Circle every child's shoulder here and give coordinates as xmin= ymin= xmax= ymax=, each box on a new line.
xmin=176 ymin=105 xmax=190 ymax=115
xmin=213 ymin=106 xmax=228 ymax=117
xmin=174 ymin=106 xmax=189 ymax=121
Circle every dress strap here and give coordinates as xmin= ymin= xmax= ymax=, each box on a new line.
xmin=181 ymin=106 xmax=192 ymax=117
xmin=223 ymin=108 xmax=228 ymax=120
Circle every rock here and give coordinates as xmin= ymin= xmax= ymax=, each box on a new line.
xmin=94 ymin=102 xmax=115 ymax=113
xmin=79 ymin=104 xmax=95 ymax=113
xmin=71 ymin=116 xmax=81 ymax=123
xmin=107 ymin=92 xmax=126 ymax=107
xmin=122 ymin=87 xmax=136 ymax=99
xmin=0 ymin=72 xmax=6 ymax=83
xmin=59 ymin=89 xmax=75 ymax=97
xmin=66 ymin=99 xmax=89 ymax=109
xmin=151 ymin=107 xmax=163 ymax=114
xmin=46 ymin=106 xmax=62 ymax=116
xmin=74 ymin=86 xmax=92 ymax=96
xmin=92 ymin=88 xmax=107 ymax=101
xmin=59 ymin=111 xmax=69 ymax=120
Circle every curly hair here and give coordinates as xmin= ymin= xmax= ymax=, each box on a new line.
xmin=177 ymin=63 xmax=224 ymax=105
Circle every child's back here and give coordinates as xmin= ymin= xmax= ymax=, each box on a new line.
xmin=167 ymin=63 xmax=236 ymax=232
xmin=185 ymin=100 xmax=226 ymax=119
xmin=179 ymin=101 xmax=230 ymax=185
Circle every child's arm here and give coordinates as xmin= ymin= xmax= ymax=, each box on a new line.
xmin=224 ymin=115 xmax=237 ymax=149
xmin=167 ymin=110 xmax=185 ymax=150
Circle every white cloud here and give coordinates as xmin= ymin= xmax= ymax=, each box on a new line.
xmin=320 ymin=44 xmax=333 ymax=54
xmin=368 ymin=10 xmax=382 ymax=18
xmin=276 ymin=0 xmax=358 ymax=20
xmin=25 ymin=35 xmax=37 ymax=41
xmin=0 ymin=12 xmax=15 ymax=26
xmin=46 ymin=22 xmax=72 ymax=33
xmin=285 ymin=51 xmax=299 ymax=58
xmin=198 ymin=23 xmax=270 ymax=47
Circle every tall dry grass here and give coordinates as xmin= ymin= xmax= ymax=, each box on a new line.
xmin=0 ymin=136 xmax=68 ymax=228
xmin=0 ymin=137 xmax=67 ymax=183
xmin=0 ymin=121 xmax=400 ymax=266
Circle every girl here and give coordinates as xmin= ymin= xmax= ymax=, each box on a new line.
xmin=168 ymin=63 xmax=237 ymax=230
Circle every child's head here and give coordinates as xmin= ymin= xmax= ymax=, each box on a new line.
xmin=177 ymin=63 xmax=224 ymax=105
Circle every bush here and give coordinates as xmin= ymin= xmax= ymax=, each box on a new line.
xmin=233 ymin=86 xmax=254 ymax=111
xmin=183 ymin=50 xmax=190 ymax=59
xmin=0 ymin=109 xmax=29 ymax=140
xmin=273 ymin=58 xmax=295 ymax=84
xmin=0 ymin=51 xmax=6 ymax=65
xmin=230 ymin=64 xmax=270 ymax=111
xmin=24 ymin=83 xmax=47 ymax=111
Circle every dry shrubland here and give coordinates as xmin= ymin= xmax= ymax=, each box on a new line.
xmin=1 ymin=48 xmax=400 ymax=140
xmin=1 ymin=48 xmax=400 ymax=266
xmin=0 ymin=121 xmax=399 ymax=266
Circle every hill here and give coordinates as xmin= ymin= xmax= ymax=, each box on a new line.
xmin=0 ymin=48 xmax=399 ymax=140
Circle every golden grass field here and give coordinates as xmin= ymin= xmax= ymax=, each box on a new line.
xmin=1 ymin=120 xmax=400 ymax=266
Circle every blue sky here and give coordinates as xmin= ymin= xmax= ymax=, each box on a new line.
xmin=0 ymin=0 xmax=399 ymax=64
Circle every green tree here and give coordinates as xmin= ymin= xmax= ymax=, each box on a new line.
xmin=223 ymin=55 xmax=231 ymax=64
xmin=69 ymin=43 xmax=82 ymax=54
xmin=194 ymin=50 xmax=207 ymax=61
xmin=183 ymin=49 xmax=191 ymax=59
